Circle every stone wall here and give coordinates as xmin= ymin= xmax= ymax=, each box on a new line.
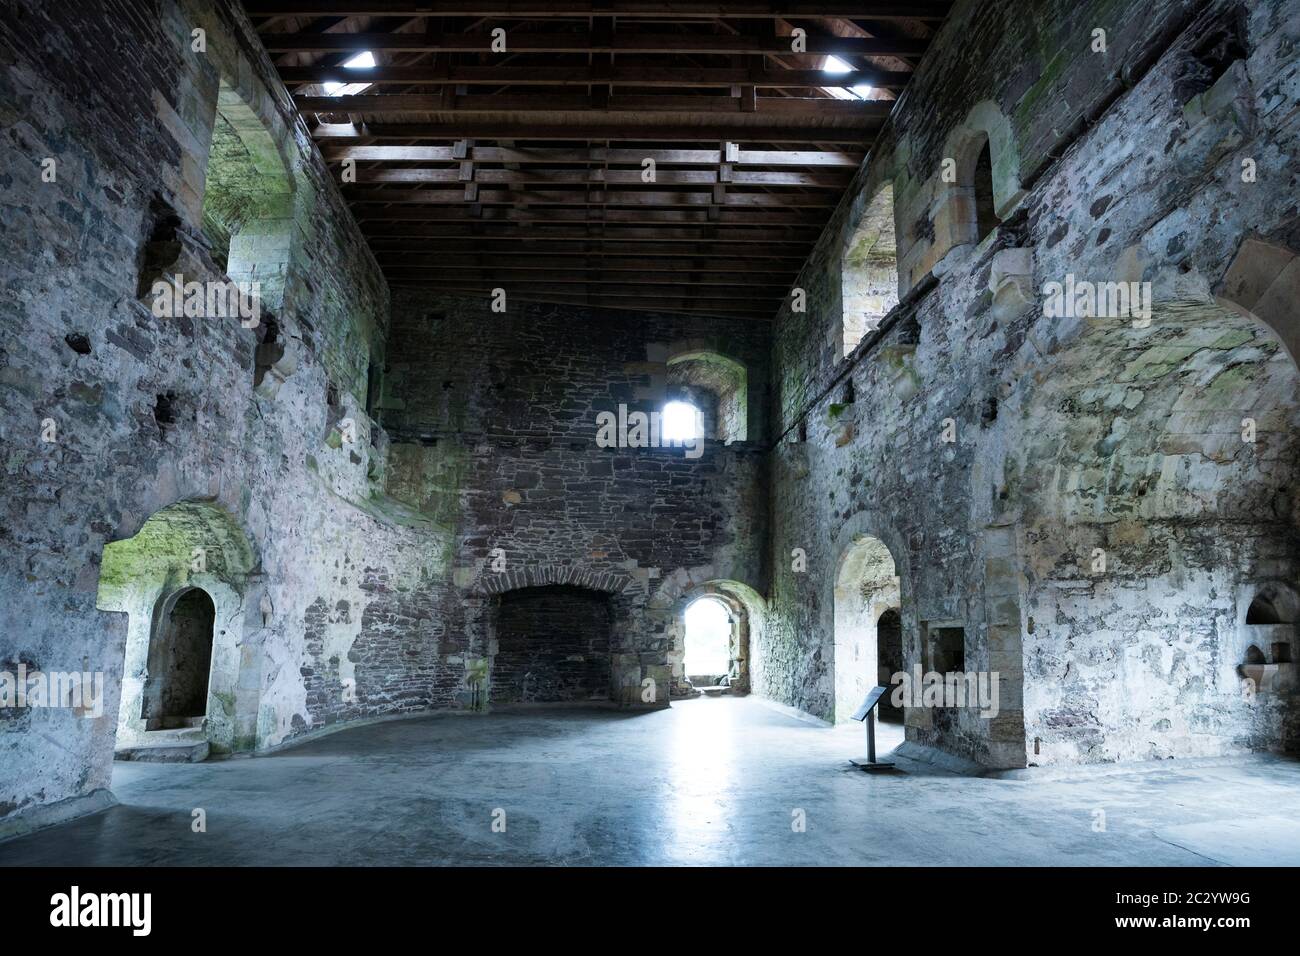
xmin=382 ymin=291 xmax=772 ymax=703
xmin=4 ymin=0 xmax=1297 ymax=838
xmin=0 ymin=0 xmax=776 ymax=836
xmin=0 ymin=0 xmax=443 ymax=832
xmin=759 ymin=0 xmax=1300 ymax=768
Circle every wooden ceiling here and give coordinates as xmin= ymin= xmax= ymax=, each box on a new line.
xmin=250 ymin=2 xmax=951 ymax=320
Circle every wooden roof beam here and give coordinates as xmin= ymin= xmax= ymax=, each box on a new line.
xmin=260 ymin=30 xmax=931 ymax=56
xmin=278 ymin=64 xmax=910 ymax=89
xmin=293 ymin=91 xmax=893 ymax=116
xmin=323 ymin=143 xmax=865 ymax=165
xmin=343 ymin=186 xmax=839 ymax=207
xmin=354 ymin=166 xmax=851 ymax=186
xmin=248 ymin=2 xmax=950 ymax=20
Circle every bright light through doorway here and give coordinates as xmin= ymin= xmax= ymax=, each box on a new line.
xmin=662 ymin=401 xmax=701 ymax=443
xmin=684 ymin=598 xmax=731 ymax=676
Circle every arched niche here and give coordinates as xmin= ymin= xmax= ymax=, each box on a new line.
xmin=141 ymin=586 xmax=217 ymax=729
xmin=98 ymin=500 xmax=264 ymax=756
xmin=1237 ymin=582 xmax=1298 ymax=693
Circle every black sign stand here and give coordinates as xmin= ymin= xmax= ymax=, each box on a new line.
xmin=849 ymin=685 xmax=896 ymax=771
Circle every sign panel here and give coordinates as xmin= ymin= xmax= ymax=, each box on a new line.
xmin=851 ymin=685 xmax=890 ymax=722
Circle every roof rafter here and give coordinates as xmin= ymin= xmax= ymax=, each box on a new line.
xmin=250 ymin=3 xmax=948 ymax=320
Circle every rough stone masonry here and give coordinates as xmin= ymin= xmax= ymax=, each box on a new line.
xmin=1 ymin=0 xmax=1299 ymax=839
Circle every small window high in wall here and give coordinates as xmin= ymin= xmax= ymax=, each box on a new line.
xmin=661 ymin=400 xmax=703 ymax=444
xmin=665 ymin=351 xmax=747 ymax=443
xmin=972 ymin=136 xmax=998 ymax=244
xmin=841 ymin=186 xmax=899 ymax=357
xmin=200 ymin=80 xmax=294 ymax=312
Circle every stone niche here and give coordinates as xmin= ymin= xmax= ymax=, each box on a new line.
xmin=1239 ymin=584 xmax=1299 ymax=695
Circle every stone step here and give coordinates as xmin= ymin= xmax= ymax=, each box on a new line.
xmin=114 ymin=741 xmax=210 ymax=764
xmin=140 ymin=724 xmax=207 ymax=742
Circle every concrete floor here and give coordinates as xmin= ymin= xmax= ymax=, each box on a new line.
xmin=4 ymin=696 xmax=1300 ymax=866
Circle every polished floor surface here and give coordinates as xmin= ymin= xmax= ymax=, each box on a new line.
xmin=4 ymin=696 xmax=1300 ymax=866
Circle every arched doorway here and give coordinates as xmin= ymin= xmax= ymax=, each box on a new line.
xmin=876 ymin=608 xmax=904 ymax=723
xmin=664 ymin=580 xmax=761 ymax=700
xmin=141 ymin=587 xmax=216 ymax=730
xmin=833 ymin=535 xmax=900 ymax=722
xmin=683 ymin=597 xmax=733 ymax=691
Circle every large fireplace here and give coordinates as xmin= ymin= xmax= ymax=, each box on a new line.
xmin=491 ymin=585 xmax=613 ymax=704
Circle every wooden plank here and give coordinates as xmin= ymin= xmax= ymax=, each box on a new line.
xmin=323 ymin=144 xmax=865 ymax=166
xmin=293 ymin=92 xmax=892 ymax=118
xmin=344 ymin=186 xmax=838 ymax=207
xmin=260 ymin=30 xmax=932 ymax=57
xmin=381 ymin=268 xmax=793 ymax=287
xmin=279 ymin=64 xmax=910 ymax=90
xmin=352 ymin=206 xmax=829 ymax=227
xmin=312 ymin=121 xmax=873 ymax=142
xmin=382 ymin=285 xmax=780 ymax=316
xmin=381 ymin=279 xmax=784 ymax=300
xmin=382 ymin=282 xmax=791 ymax=304
xmin=364 ymin=239 xmax=811 ymax=258
xmin=375 ymin=254 xmax=800 ymax=273
xmin=312 ymin=123 xmax=873 ymax=143
xmin=248 ymin=2 xmax=949 ymax=21
xmin=360 ymin=223 xmax=817 ymax=242
xmin=357 ymin=167 xmax=850 ymax=187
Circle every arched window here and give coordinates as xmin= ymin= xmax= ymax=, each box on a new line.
xmin=665 ymin=351 xmax=747 ymax=443
xmin=935 ymin=102 xmax=1024 ymax=257
xmin=1245 ymin=586 xmax=1297 ymax=624
xmin=842 ymin=185 xmax=898 ymax=357
xmin=661 ymin=399 xmax=703 ymax=444
xmin=972 ymin=135 xmax=998 ymax=244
